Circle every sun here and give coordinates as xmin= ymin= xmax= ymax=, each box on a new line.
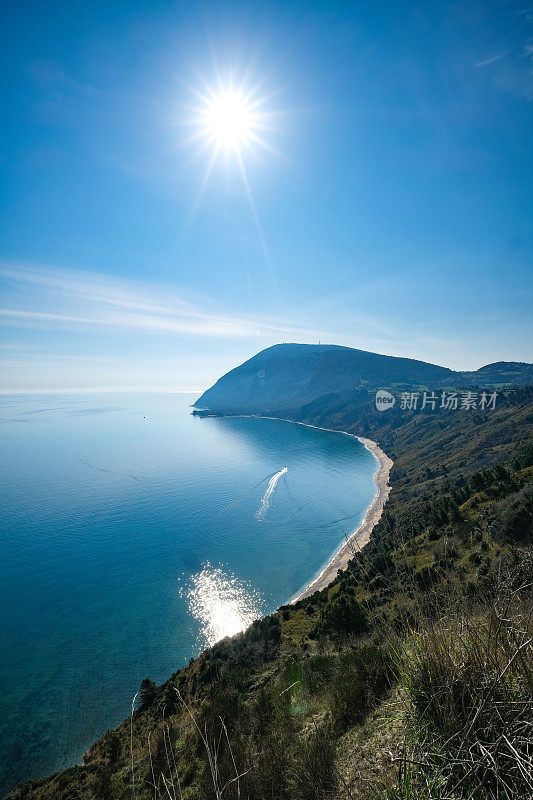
xmin=186 ymin=78 xmax=272 ymax=159
xmin=203 ymin=90 xmax=255 ymax=151
xmin=182 ymin=72 xmax=283 ymax=289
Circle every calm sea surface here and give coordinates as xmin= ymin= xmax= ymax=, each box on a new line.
xmin=0 ymin=392 xmax=377 ymax=794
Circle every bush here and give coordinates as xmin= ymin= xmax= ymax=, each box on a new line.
xmin=328 ymin=643 xmax=394 ymax=730
xmin=315 ymin=594 xmax=369 ymax=639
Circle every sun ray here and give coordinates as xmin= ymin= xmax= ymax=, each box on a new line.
xmin=181 ymin=73 xmax=285 ymax=300
xmin=235 ymin=149 xmax=280 ymax=304
xmin=185 ymin=143 xmax=221 ymax=229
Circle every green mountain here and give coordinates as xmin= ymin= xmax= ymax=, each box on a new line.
xmin=194 ymin=343 xmax=533 ymax=412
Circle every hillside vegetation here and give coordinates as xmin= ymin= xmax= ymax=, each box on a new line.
xmin=8 ymin=385 xmax=533 ymax=800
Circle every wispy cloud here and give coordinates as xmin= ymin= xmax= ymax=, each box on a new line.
xmin=473 ymin=4 xmax=533 ymax=101
xmin=474 ymin=52 xmax=507 ymax=68
xmin=0 ymin=262 xmax=330 ymax=341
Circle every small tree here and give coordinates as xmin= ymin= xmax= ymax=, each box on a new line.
xmin=317 ymin=594 xmax=368 ymax=639
xmin=139 ymin=677 xmax=157 ymax=710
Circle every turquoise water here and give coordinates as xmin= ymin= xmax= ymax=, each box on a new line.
xmin=0 ymin=393 xmax=377 ymax=795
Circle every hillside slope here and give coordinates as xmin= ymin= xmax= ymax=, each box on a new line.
xmin=194 ymin=343 xmax=533 ymax=412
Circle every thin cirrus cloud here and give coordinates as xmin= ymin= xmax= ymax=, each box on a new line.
xmin=472 ymin=5 xmax=533 ymax=102
xmin=0 ymin=262 xmax=328 ymax=341
xmin=474 ymin=52 xmax=507 ymax=69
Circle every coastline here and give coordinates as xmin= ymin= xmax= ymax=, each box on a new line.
xmin=194 ymin=410 xmax=393 ymax=605
xmin=290 ymin=435 xmax=393 ymax=602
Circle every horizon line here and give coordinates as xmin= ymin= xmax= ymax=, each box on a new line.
xmin=0 ymin=387 xmax=204 ymax=395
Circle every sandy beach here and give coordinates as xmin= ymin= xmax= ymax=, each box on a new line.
xmin=290 ymin=434 xmax=393 ymax=603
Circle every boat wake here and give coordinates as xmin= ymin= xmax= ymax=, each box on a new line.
xmin=255 ymin=466 xmax=288 ymax=520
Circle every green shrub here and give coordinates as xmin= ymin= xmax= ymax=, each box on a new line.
xmin=315 ymin=594 xmax=369 ymax=639
xmin=328 ymin=642 xmax=394 ymax=730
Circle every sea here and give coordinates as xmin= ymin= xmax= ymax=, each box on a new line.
xmin=0 ymin=392 xmax=377 ymax=795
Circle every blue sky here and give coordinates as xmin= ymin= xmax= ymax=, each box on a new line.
xmin=1 ymin=0 xmax=532 ymax=392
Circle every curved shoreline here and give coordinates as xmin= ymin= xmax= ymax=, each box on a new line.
xmin=290 ymin=435 xmax=392 ymax=602
xmin=195 ymin=411 xmax=393 ymax=604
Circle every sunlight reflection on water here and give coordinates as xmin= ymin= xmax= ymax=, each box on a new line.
xmin=184 ymin=563 xmax=265 ymax=647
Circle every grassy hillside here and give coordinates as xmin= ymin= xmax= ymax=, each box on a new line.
xmin=8 ymin=387 xmax=533 ymax=800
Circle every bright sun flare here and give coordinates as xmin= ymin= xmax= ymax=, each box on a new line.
xmin=203 ymin=90 xmax=255 ymax=150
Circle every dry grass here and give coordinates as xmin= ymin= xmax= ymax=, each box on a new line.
xmin=383 ymin=585 xmax=533 ymax=799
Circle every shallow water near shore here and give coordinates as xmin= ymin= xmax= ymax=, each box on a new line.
xmin=0 ymin=392 xmax=377 ymax=794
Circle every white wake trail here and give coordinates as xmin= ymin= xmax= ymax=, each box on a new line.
xmin=255 ymin=467 xmax=288 ymax=520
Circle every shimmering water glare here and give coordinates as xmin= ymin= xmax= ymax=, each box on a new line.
xmin=0 ymin=393 xmax=377 ymax=795
xmin=183 ymin=563 xmax=265 ymax=647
